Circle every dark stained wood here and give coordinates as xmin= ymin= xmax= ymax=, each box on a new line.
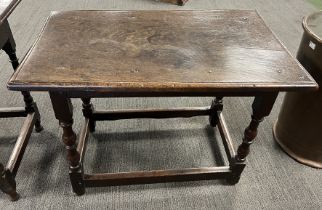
xmin=0 ymin=6 xmax=43 ymax=200
xmin=0 ymin=0 xmax=21 ymax=24
xmin=8 ymin=10 xmax=317 ymax=93
xmin=75 ymin=105 xmax=241 ymax=189
xmin=6 ymin=10 xmax=318 ymax=195
xmin=217 ymin=114 xmax=235 ymax=162
xmin=0 ymin=20 xmax=43 ymax=131
xmin=177 ymin=0 xmax=189 ymax=6
xmin=0 ymin=20 xmax=15 ymax=63
xmin=6 ymin=113 xmax=36 ymax=176
xmin=81 ymin=98 xmax=95 ymax=132
xmin=62 ymin=90 xmax=292 ymax=98
xmin=161 ymin=0 xmax=188 ymax=6
xmin=49 ymin=92 xmax=85 ymax=195
xmin=1 ymin=27 xmax=42 ymax=131
xmin=81 ymin=98 xmax=93 ymax=118
xmin=236 ymin=93 xmax=278 ymax=162
xmin=209 ymin=97 xmax=223 ymax=127
xmin=92 ymin=107 xmax=211 ymax=121
xmin=1 ymin=31 xmax=18 ymax=69
xmin=0 ymin=107 xmax=26 ymax=118
xmin=77 ymin=118 xmax=90 ymax=164
xmin=0 ymin=164 xmax=19 ymax=201
xmin=226 ymin=160 xmax=246 ymax=185
xmin=84 ymin=167 xmax=231 ymax=187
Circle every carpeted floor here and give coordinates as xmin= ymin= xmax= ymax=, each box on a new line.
xmin=0 ymin=0 xmax=321 ymax=209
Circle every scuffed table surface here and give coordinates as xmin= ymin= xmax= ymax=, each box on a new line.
xmin=8 ymin=10 xmax=317 ymax=93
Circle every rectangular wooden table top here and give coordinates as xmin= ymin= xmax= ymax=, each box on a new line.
xmin=7 ymin=10 xmax=317 ymax=93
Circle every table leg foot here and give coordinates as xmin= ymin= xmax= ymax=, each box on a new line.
xmin=0 ymin=164 xmax=20 ymax=201
xmin=226 ymin=176 xmax=241 ymax=185
xmin=70 ymin=166 xmax=85 ymax=195
xmin=34 ymin=119 xmax=44 ymax=132
xmin=226 ymin=158 xmax=245 ymax=185
xmin=8 ymin=191 xmax=20 ymax=201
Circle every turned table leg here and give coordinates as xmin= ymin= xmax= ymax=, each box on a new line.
xmin=209 ymin=97 xmax=223 ymax=127
xmin=21 ymin=91 xmax=43 ymax=132
xmin=50 ymin=93 xmax=85 ymax=195
xmin=2 ymin=39 xmax=43 ymax=132
xmin=228 ymin=93 xmax=278 ymax=184
xmin=81 ymin=98 xmax=96 ymax=132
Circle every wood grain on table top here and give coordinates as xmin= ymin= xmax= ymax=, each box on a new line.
xmin=8 ymin=10 xmax=317 ymax=92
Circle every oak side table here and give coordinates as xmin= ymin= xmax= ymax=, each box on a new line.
xmin=0 ymin=0 xmax=43 ymax=201
xmin=7 ymin=10 xmax=317 ymax=195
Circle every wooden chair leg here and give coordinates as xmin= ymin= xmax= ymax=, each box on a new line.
xmin=0 ymin=164 xmax=19 ymax=201
xmin=0 ymin=21 xmax=43 ymax=201
xmin=2 ymin=37 xmax=18 ymax=70
xmin=3 ymin=40 xmax=43 ymax=132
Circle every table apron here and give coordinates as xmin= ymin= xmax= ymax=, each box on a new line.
xmin=54 ymin=91 xmax=280 ymax=98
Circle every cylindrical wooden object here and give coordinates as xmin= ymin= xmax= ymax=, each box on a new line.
xmin=273 ymin=11 xmax=322 ymax=168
